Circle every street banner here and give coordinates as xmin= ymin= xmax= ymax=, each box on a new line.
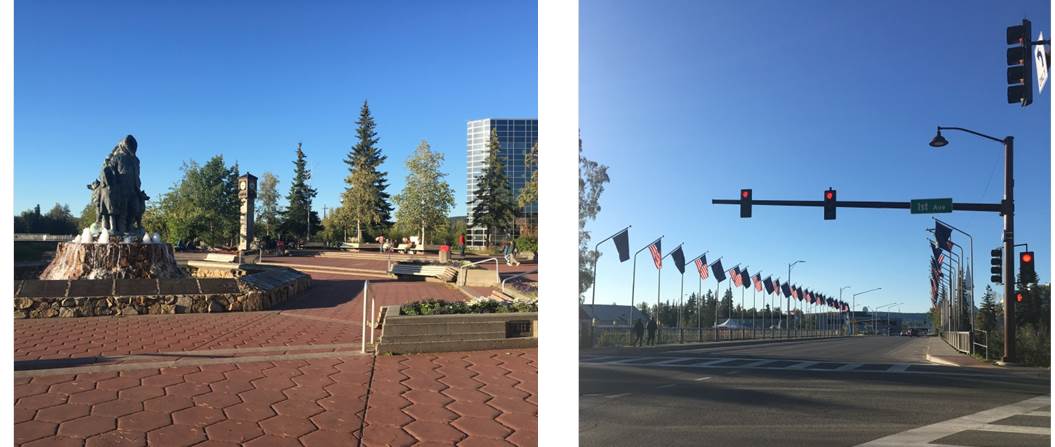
xmin=935 ymin=221 xmax=954 ymax=251
xmin=671 ymin=245 xmax=686 ymax=274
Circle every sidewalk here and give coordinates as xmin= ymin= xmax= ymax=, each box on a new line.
xmin=14 ymin=265 xmax=536 ymax=446
xmin=925 ymin=336 xmax=993 ymax=368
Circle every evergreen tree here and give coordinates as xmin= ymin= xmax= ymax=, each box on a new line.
xmin=393 ymin=140 xmax=455 ymax=245
xmin=279 ymin=143 xmax=319 ymax=241
xmin=341 ymin=101 xmax=392 ymax=242
xmin=579 ymin=138 xmax=610 ymax=297
xmin=471 ymin=128 xmax=517 ymax=247
xmin=721 ymin=288 xmax=734 ymax=321
xmin=977 ymin=285 xmax=999 ymax=332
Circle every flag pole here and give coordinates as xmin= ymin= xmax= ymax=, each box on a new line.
xmin=630 ymin=235 xmax=662 ymax=338
xmin=589 ymin=226 xmax=631 ymax=345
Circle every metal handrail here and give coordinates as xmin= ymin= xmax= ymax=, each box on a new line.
xmin=973 ymin=329 xmax=989 ymax=361
xmin=501 ymin=269 xmax=538 ymax=293
xmin=465 ymin=257 xmax=501 ymax=284
xmin=360 ymin=280 xmax=377 ymax=353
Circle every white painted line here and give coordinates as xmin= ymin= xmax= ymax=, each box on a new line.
xmin=1025 ymin=410 xmax=1050 ymax=417
xmin=582 ymin=356 xmax=620 ymax=363
xmin=836 ymin=363 xmax=863 ymax=371
xmin=785 ymin=361 xmax=818 ymax=370
xmin=856 ymin=395 xmax=1050 ymax=447
xmin=694 ymin=376 xmax=712 ymax=381
xmin=605 ymin=393 xmax=631 ymax=399
xmin=689 ymin=358 xmax=731 ymax=367
xmin=974 ymin=423 xmax=1050 ymax=436
xmin=652 ymin=358 xmax=694 ymax=366
xmin=739 ymin=359 xmax=773 ymax=368
xmin=888 ymin=364 xmax=911 ymax=372
xmin=656 ymin=383 xmax=677 ymax=389
xmin=606 ymin=357 xmax=663 ymax=365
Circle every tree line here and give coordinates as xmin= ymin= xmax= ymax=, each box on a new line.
xmin=16 ymin=101 xmax=539 ymax=250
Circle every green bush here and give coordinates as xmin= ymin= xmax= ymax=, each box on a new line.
xmin=515 ymin=236 xmax=538 ymax=253
xmin=401 ymin=298 xmax=538 ymax=316
xmin=1016 ymin=324 xmax=1050 ymax=367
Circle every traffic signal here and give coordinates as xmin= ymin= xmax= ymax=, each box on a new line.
xmin=823 ymin=188 xmax=836 ymax=220
xmin=1007 ymin=19 xmax=1033 ymax=106
xmin=1016 ymin=291 xmax=1024 ymax=303
xmin=990 ymin=247 xmax=1003 ymax=283
xmin=1020 ymin=251 xmax=1036 ymax=279
xmin=740 ymin=189 xmax=752 ymax=218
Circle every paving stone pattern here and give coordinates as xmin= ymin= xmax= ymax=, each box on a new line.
xmin=15 ymin=261 xmax=537 ymax=446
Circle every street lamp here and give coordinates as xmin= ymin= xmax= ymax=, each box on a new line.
xmin=851 ymin=287 xmax=882 ymax=335
xmin=875 ymin=303 xmax=899 ymax=336
xmin=929 ymin=126 xmax=1015 ymax=364
xmin=787 ymin=260 xmax=805 ymax=338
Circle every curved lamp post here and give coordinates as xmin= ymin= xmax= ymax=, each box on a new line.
xmin=851 ymin=287 xmax=882 ymax=335
xmin=787 ymin=260 xmax=805 ymax=338
xmin=930 ymin=126 xmax=1016 ymax=364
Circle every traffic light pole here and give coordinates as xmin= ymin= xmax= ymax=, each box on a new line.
xmin=1001 ymin=136 xmax=1015 ymax=364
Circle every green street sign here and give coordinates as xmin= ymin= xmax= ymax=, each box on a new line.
xmin=911 ymin=198 xmax=953 ymax=214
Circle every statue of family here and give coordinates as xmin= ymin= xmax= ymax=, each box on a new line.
xmin=87 ymin=135 xmax=149 ymax=235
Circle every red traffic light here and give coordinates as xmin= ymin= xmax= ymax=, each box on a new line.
xmin=825 ymin=191 xmax=834 ymax=200
xmin=1021 ymin=252 xmax=1033 ymax=263
xmin=1016 ymin=292 xmax=1024 ymax=302
xmin=741 ymin=190 xmax=750 ymax=198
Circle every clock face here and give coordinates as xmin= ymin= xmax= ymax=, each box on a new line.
xmin=240 ymin=180 xmax=247 ymax=190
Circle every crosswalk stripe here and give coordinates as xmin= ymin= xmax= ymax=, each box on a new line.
xmin=785 ymin=361 xmax=818 ymax=370
xmin=855 ymin=395 xmax=1050 ymax=447
xmin=974 ymin=423 xmax=1050 ymax=435
xmin=888 ymin=364 xmax=911 ymax=372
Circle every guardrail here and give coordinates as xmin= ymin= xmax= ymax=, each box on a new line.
xmin=501 ymin=269 xmax=538 ymax=294
xmin=942 ymin=330 xmax=972 ymax=354
xmin=360 ymin=280 xmax=378 ymax=353
xmin=584 ymin=325 xmax=843 ymax=348
xmin=972 ymin=329 xmax=989 ymax=360
xmin=465 ymin=257 xmax=500 ymax=284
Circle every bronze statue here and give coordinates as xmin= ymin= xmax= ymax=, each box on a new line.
xmin=86 ymin=135 xmax=149 ymax=235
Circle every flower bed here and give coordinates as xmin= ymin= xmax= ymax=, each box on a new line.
xmin=377 ymin=297 xmax=538 ymax=354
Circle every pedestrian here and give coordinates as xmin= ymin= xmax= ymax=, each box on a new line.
xmin=458 ymin=233 xmax=466 ymax=256
xmin=510 ymin=242 xmax=521 ymax=266
xmin=503 ymin=241 xmax=514 ymax=266
xmin=632 ymin=318 xmax=645 ymax=347
xmin=646 ymin=317 xmax=658 ymax=346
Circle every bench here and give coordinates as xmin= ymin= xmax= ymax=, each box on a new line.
xmin=203 ymin=253 xmax=238 ymax=263
xmin=390 ymin=263 xmax=458 ymax=282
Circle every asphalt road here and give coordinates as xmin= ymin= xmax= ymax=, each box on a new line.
xmin=580 ymin=336 xmax=1049 ymax=447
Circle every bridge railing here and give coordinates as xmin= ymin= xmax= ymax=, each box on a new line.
xmin=583 ymin=325 xmax=843 ymax=348
xmin=942 ymin=330 xmax=972 ymax=354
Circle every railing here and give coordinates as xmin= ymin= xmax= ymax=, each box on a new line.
xmin=501 ymin=269 xmax=538 ymax=294
xmin=584 ymin=325 xmax=843 ymax=348
xmin=14 ymin=233 xmax=75 ymax=242
xmin=972 ymin=329 xmax=989 ymax=361
xmin=361 ymin=280 xmax=378 ymax=353
xmin=942 ymin=330 xmax=972 ymax=354
xmin=465 ymin=257 xmax=500 ymax=284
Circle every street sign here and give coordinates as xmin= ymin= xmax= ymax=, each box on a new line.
xmin=910 ymin=198 xmax=953 ymax=214
xmin=1035 ymin=32 xmax=1049 ymax=93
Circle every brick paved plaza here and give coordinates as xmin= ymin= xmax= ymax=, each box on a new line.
xmin=14 ymin=258 xmax=538 ymax=446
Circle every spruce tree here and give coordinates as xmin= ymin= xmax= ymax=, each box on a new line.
xmin=342 ymin=100 xmax=392 ymax=242
xmin=470 ymin=128 xmax=516 ymax=247
xmin=280 ymin=143 xmax=318 ymax=241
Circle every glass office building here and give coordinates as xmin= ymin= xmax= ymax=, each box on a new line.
xmin=466 ymin=118 xmax=538 ymax=247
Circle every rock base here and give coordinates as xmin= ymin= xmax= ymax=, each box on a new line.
xmin=39 ymin=242 xmax=186 ymax=280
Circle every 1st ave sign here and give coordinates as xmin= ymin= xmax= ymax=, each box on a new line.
xmin=910 ymin=198 xmax=953 ymax=214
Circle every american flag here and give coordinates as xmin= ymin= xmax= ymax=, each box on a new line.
xmin=695 ymin=255 xmax=709 ymax=280
xmin=791 ymin=286 xmax=799 ymax=300
xmin=931 ymin=242 xmax=945 ymax=266
xmin=752 ymin=274 xmax=763 ymax=292
xmin=648 ymin=239 xmax=662 ymax=270
xmin=731 ymin=267 xmax=743 ymax=287
xmin=773 ymin=278 xmax=781 ymax=295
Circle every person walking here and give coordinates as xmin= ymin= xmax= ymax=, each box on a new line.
xmin=646 ymin=317 xmax=658 ymax=346
xmin=632 ymin=318 xmax=645 ymax=347
xmin=503 ymin=241 xmax=514 ymax=266
xmin=458 ymin=233 xmax=466 ymax=257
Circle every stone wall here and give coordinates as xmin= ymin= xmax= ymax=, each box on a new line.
xmin=13 ymin=268 xmax=310 ymax=319
xmin=39 ymin=242 xmax=186 ymax=280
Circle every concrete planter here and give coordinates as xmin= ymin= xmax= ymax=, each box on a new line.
xmin=377 ymin=305 xmax=537 ymax=354
xmin=457 ymin=267 xmax=500 ymax=287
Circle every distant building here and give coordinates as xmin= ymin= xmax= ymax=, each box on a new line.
xmin=580 ymin=304 xmax=649 ymax=328
xmin=466 ymin=118 xmax=538 ymax=247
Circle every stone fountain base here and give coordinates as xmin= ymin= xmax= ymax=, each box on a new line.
xmin=39 ymin=242 xmax=186 ymax=280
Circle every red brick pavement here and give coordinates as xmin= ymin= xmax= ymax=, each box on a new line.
xmin=15 ymin=263 xmax=537 ymax=446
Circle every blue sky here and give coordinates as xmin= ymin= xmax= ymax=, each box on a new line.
xmin=14 ymin=1 xmax=537 ymax=219
xmin=582 ymin=0 xmax=1050 ymax=314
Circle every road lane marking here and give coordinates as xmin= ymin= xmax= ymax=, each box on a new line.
xmin=836 ymin=363 xmax=863 ymax=371
xmin=653 ymin=358 xmax=695 ymax=366
xmin=974 ymin=423 xmax=1050 ymax=435
xmin=656 ymin=383 xmax=677 ymax=389
xmin=855 ymin=395 xmax=1050 ymax=447
xmin=605 ymin=393 xmax=631 ymax=399
xmin=784 ymin=361 xmax=818 ymax=370
xmin=694 ymin=376 xmax=711 ymax=381
xmin=888 ymin=363 xmax=911 ymax=372
xmin=1025 ymin=410 xmax=1050 ymax=417
xmin=690 ymin=359 xmax=730 ymax=367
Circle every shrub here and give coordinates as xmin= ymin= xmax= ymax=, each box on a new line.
xmin=401 ymin=297 xmax=538 ymax=315
xmin=515 ymin=236 xmax=538 ymax=253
